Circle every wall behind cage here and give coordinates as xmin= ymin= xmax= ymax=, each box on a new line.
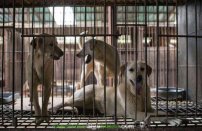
xmin=0 ymin=5 xmax=179 ymax=94
xmin=0 ymin=29 xmax=29 ymax=92
xmin=178 ymin=0 xmax=202 ymax=102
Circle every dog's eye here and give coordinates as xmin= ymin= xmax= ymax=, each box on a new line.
xmin=129 ymin=68 xmax=134 ymax=72
xmin=140 ymin=67 xmax=145 ymax=71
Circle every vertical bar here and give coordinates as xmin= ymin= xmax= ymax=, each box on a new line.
xmin=124 ymin=3 xmax=128 ymax=124
xmin=166 ymin=0 xmax=169 ymax=119
xmin=194 ymin=0 xmax=198 ymax=116
xmin=31 ymin=3 xmax=35 ymax=117
xmin=156 ymin=0 xmax=159 ymax=116
xmin=42 ymin=0 xmax=45 ymax=118
xmin=73 ymin=4 xmax=76 ymax=117
xmin=144 ymin=0 xmax=148 ymax=117
xmin=93 ymin=0 xmax=96 ymax=117
xmin=51 ymin=5 xmax=55 ymax=116
xmin=21 ymin=0 xmax=25 ymax=117
xmin=163 ymin=26 xmax=166 ymax=86
xmin=62 ymin=5 xmax=65 ymax=117
xmin=112 ymin=0 xmax=118 ymax=124
xmin=135 ymin=1 xmax=138 ymax=120
xmin=83 ymin=1 xmax=87 ymax=115
xmin=185 ymin=0 xmax=188 ymax=116
xmin=80 ymin=0 xmax=87 ymax=115
xmin=1 ymin=0 xmax=5 ymax=124
xmin=12 ymin=0 xmax=16 ymax=125
xmin=175 ymin=1 xmax=179 ymax=117
xmin=104 ymin=0 xmax=107 ymax=117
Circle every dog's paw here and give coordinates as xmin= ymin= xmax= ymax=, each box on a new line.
xmin=49 ymin=107 xmax=58 ymax=114
xmin=41 ymin=112 xmax=50 ymax=123
xmin=35 ymin=118 xmax=44 ymax=126
xmin=72 ymin=107 xmax=79 ymax=115
xmin=42 ymin=116 xmax=50 ymax=123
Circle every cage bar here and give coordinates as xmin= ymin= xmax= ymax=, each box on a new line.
xmin=0 ymin=0 xmax=201 ymax=130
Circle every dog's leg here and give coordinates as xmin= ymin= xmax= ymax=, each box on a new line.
xmin=97 ymin=64 xmax=105 ymax=86
xmin=51 ymin=98 xmax=73 ymax=114
xmin=28 ymin=80 xmax=42 ymax=125
xmin=41 ymin=61 xmax=54 ymax=123
xmin=42 ymin=82 xmax=52 ymax=122
xmin=50 ymin=96 xmax=83 ymax=115
xmin=51 ymin=86 xmax=94 ymax=114
xmin=78 ymin=62 xmax=93 ymax=89
xmin=27 ymin=56 xmax=43 ymax=125
xmin=146 ymin=86 xmax=153 ymax=112
xmin=94 ymin=69 xmax=101 ymax=85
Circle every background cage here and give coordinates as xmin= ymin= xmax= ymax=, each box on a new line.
xmin=0 ymin=0 xmax=202 ymax=130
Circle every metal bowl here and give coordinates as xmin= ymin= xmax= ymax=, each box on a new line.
xmin=0 ymin=92 xmax=20 ymax=104
xmin=150 ymin=87 xmax=186 ymax=100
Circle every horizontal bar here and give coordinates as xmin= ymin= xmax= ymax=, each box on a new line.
xmin=150 ymin=114 xmax=202 ymax=117
xmin=116 ymin=24 xmax=146 ymax=26
xmin=159 ymin=34 xmax=202 ymax=38
xmin=0 ymin=26 xmax=13 ymax=28
xmin=22 ymin=34 xmax=122 ymax=37
xmin=0 ymin=2 xmax=181 ymax=8
xmin=2 ymin=113 xmax=202 ymax=119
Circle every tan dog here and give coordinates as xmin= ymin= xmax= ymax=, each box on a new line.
xmin=51 ymin=61 xmax=153 ymax=120
xmin=76 ymin=38 xmax=120 ymax=89
xmin=26 ymin=34 xmax=63 ymax=125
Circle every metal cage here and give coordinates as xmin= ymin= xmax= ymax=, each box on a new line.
xmin=0 ymin=0 xmax=202 ymax=130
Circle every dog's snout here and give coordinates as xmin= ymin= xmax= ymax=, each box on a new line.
xmin=59 ymin=49 xmax=64 ymax=57
xmin=56 ymin=47 xmax=64 ymax=57
xmin=76 ymin=51 xmax=83 ymax=58
xmin=136 ymin=75 xmax=143 ymax=83
xmin=51 ymin=46 xmax=64 ymax=60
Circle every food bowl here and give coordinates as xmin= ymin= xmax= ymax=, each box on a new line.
xmin=150 ymin=87 xmax=186 ymax=100
xmin=0 ymin=92 xmax=20 ymax=104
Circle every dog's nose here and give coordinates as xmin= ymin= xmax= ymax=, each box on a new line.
xmin=60 ymin=50 xmax=64 ymax=56
xmin=76 ymin=52 xmax=82 ymax=58
xmin=136 ymin=75 xmax=143 ymax=83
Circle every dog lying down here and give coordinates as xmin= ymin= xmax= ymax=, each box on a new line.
xmin=51 ymin=61 xmax=153 ymax=120
xmin=26 ymin=34 xmax=63 ymax=125
xmin=76 ymin=38 xmax=120 ymax=89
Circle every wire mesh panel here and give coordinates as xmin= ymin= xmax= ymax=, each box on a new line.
xmin=0 ymin=0 xmax=202 ymax=130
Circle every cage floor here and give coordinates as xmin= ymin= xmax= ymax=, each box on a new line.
xmin=0 ymin=116 xmax=202 ymax=129
xmin=0 ymin=117 xmax=135 ymax=129
xmin=0 ymin=98 xmax=202 ymax=128
xmin=151 ymin=97 xmax=202 ymax=116
xmin=2 ymin=97 xmax=202 ymax=115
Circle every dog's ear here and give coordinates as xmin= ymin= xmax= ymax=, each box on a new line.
xmin=30 ymin=37 xmax=43 ymax=49
xmin=30 ymin=38 xmax=37 ymax=49
xmin=146 ymin=64 xmax=152 ymax=76
xmin=119 ymin=63 xmax=127 ymax=78
xmin=38 ymin=37 xmax=43 ymax=44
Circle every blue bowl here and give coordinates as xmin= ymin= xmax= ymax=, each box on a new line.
xmin=0 ymin=92 xmax=20 ymax=104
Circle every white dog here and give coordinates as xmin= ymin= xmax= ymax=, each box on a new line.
xmin=51 ymin=61 xmax=153 ymax=120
